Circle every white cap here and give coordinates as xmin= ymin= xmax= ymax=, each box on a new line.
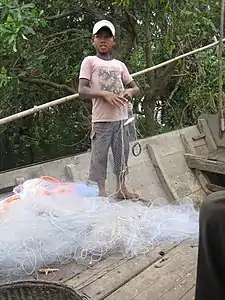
xmin=92 ymin=20 xmax=116 ymax=37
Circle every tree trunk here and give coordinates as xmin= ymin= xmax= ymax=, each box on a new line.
xmin=142 ymin=60 xmax=178 ymax=136
xmin=142 ymin=11 xmax=156 ymax=136
xmin=142 ymin=88 xmax=156 ymax=136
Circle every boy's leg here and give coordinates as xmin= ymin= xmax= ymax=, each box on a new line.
xmin=195 ymin=191 xmax=225 ymax=300
xmin=89 ymin=122 xmax=112 ymax=197
xmin=111 ymin=121 xmax=139 ymax=199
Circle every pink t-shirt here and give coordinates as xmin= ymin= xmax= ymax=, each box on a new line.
xmin=79 ymin=56 xmax=133 ymax=122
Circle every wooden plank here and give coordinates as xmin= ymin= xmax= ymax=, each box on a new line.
xmin=180 ymin=133 xmax=209 ymax=195
xmin=216 ymin=148 xmax=225 ymax=162
xmin=208 ymin=147 xmax=225 ymax=162
xmin=192 ymin=133 xmax=206 ymax=141
xmin=208 ymin=150 xmax=218 ymax=161
xmin=68 ymin=243 xmax=179 ymax=300
xmin=206 ymin=183 xmax=225 ymax=192
xmin=36 ymin=253 xmax=124 ymax=283
xmin=146 ymin=144 xmax=178 ymax=202
xmin=156 ymin=268 xmax=196 ymax=300
xmin=180 ymin=133 xmax=196 ymax=154
xmin=181 ymin=286 xmax=195 ymax=300
xmin=34 ymin=261 xmax=88 ymax=282
xmin=66 ymin=254 xmax=124 ymax=290
xmin=197 ymin=119 xmax=217 ymax=152
xmin=104 ymin=240 xmax=197 ymax=300
xmin=184 ymin=153 xmax=225 ymax=175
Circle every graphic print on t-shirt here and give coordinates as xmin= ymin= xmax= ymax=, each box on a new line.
xmin=98 ymin=67 xmax=123 ymax=94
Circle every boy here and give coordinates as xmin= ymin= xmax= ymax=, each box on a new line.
xmin=78 ymin=20 xmax=140 ymax=199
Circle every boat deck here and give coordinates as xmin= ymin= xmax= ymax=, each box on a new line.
xmin=30 ymin=239 xmax=197 ymax=300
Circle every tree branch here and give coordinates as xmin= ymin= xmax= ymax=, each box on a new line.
xmin=145 ymin=60 xmax=178 ymax=102
xmin=163 ymin=76 xmax=183 ymax=108
xmin=45 ymin=10 xmax=77 ymax=21
xmin=20 ymin=78 xmax=76 ymax=94
xmin=46 ymin=36 xmax=90 ymax=50
xmin=144 ymin=15 xmax=155 ymax=85
xmin=47 ymin=28 xmax=81 ymax=39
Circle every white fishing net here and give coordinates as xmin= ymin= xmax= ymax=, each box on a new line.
xmin=0 ymin=177 xmax=199 ymax=280
xmin=89 ymin=103 xmax=141 ymax=200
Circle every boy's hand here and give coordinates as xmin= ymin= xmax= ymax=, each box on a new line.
xmin=120 ymin=89 xmax=134 ymax=102
xmin=102 ymin=91 xmax=128 ymax=107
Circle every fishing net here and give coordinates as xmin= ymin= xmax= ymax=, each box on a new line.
xmin=89 ymin=103 xmax=141 ymax=199
xmin=0 ymin=176 xmax=199 ymax=280
xmin=0 ymin=105 xmax=199 ymax=280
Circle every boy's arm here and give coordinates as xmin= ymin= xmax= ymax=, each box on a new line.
xmin=78 ymin=78 xmax=127 ymax=107
xmin=123 ymin=80 xmax=140 ymax=100
xmin=78 ymin=78 xmax=104 ymax=100
xmin=121 ymin=63 xmax=140 ymax=101
xmin=78 ymin=58 xmax=104 ymax=100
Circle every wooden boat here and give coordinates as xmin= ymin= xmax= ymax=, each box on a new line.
xmin=1 ymin=112 xmax=224 ymax=299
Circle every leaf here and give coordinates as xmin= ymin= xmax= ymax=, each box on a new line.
xmin=38 ymin=54 xmax=47 ymax=60
xmin=24 ymin=25 xmax=35 ymax=35
xmin=8 ymin=33 xmax=16 ymax=44
xmin=1 ymin=7 xmax=8 ymax=20
xmin=22 ymin=33 xmax=28 ymax=40
xmin=0 ymin=26 xmax=12 ymax=33
xmin=18 ymin=70 xmax=27 ymax=77
xmin=21 ymin=3 xmax=35 ymax=9
xmin=13 ymin=41 xmax=17 ymax=52
xmin=6 ymin=14 xmax=13 ymax=22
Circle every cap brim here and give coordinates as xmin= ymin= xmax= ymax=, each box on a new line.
xmin=93 ymin=25 xmax=115 ymax=36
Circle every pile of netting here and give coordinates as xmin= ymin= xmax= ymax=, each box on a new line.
xmin=0 ymin=176 xmax=199 ymax=279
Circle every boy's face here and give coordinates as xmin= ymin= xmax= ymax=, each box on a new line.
xmin=92 ymin=27 xmax=115 ymax=54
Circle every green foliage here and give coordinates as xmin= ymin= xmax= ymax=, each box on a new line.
xmin=0 ymin=1 xmax=46 ymax=52
xmin=0 ymin=0 xmax=222 ymax=171
xmin=162 ymin=49 xmax=222 ymax=130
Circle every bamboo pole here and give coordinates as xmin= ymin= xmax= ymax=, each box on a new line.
xmin=0 ymin=94 xmax=79 ymax=126
xmin=0 ymin=38 xmax=225 ymax=126
xmin=219 ymin=0 xmax=225 ymax=135
xmin=132 ymin=39 xmax=225 ymax=77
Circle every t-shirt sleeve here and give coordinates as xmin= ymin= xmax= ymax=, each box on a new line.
xmin=121 ymin=63 xmax=133 ymax=86
xmin=79 ymin=57 xmax=92 ymax=81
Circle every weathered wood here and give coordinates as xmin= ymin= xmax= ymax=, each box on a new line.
xmin=66 ymin=254 xmax=124 ymax=290
xmin=197 ymin=119 xmax=217 ymax=152
xmin=216 ymin=148 xmax=225 ymax=161
xmin=184 ymin=153 xmax=225 ymax=175
xmin=180 ymin=133 xmax=209 ymax=195
xmin=192 ymin=133 xmax=206 ymax=141
xmin=71 ymin=243 xmax=178 ymax=300
xmin=34 ymin=261 xmax=87 ymax=282
xmin=104 ymin=240 xmax=197 ymax=300
xmin=208 ymin=147 xmax=225 ymax=162
xmin=180 ymin=133 xmax=196 ymax=154
xmin=206 ymin=183 xmax=225 ymax=192
xmin=208 ymin=150 xmax=218 ymax=161
xmin=181 ymin=287 xmax=195 ymax=300
xmin=146 ymin=143 xmax=178 ymax=202
xmin=157 ymin=268 xmax=196 ymax=300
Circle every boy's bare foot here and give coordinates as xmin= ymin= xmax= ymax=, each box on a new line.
xmin=116 ymin=189 xmax=140 ymax=201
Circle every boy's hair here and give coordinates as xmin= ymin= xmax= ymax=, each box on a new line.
xmin=92 ymin=20 xmax=116 ymax=37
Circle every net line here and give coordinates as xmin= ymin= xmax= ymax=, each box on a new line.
xmin=0 ymin=182 xmax=199 ymax=280
xmin=88 ymin=102 xmax=140 ymax=199
xmin=0 ymin=104 xmax=199 ymax=280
